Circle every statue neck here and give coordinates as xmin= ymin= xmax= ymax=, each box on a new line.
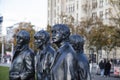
xmin=15 ymin=44 xmax=29 ymax=51
xmin=40 ymin=42 xmax=49 ymax=50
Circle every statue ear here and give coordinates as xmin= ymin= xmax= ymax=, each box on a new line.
xmin=62 ymin=34 xmax=65 ymax=39
xmin=63 ymin=33 xmax=69 ymax=39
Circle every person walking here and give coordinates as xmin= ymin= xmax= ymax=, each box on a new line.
xmin=104 ymin=60 xmax=111 ymax=77
xmin=99 ymin=60 xmax=105 ymax=76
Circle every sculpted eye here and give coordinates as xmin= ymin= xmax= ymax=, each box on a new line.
xmin=20 ymin=39 xmax=23 ymax=42
xmin=38 ymin=40 xmax=41 ymax=42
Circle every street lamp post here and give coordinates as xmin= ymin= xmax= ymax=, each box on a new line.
xmin=0 ymin=16 xmax=4 ymax=63
xmin=11 ymin=41 xmax=14 ymax=60
xmin=1 ymin=36 xmax=4 ymax=63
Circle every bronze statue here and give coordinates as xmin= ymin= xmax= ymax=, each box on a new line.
xmin=69 ymin=34 xmax=91 ymax=80
xmin=51 ymin=24 xmax=78 ymax=80
xmin=9 ymin=30 xmax=35 ymax=80
xmin=34 ymin=30 xmax=56 ymax=80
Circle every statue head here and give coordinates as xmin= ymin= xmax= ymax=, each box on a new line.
xmin=51 ymin=24 xmax=70 ymax=44
xmin=69 ymin=34 xmax=84 ymax=51
xmin=16 ymin=30 xmax=30 ymax=47
xmin=34 ymin=30 xmax=50 ymax=49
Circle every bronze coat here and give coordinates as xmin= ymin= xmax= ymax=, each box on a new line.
xmin=9 ymin=45 xmax=35 ymax=80
xmin=51 ymin=42 xmax=78 ymax=80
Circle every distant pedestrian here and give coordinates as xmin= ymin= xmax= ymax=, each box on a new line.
xmin=89 ymin=60 xmax=92 ymax=73
xmin=104 ymin=60 xmax=111 ymax=77
xmin=99 ymin=60 xmax=105 ymax=76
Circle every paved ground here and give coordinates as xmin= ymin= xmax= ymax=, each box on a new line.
xmin=0 ymin=63 xmax=120 ymax=80
xmin=91 ymin=74 xmax=120 ymax=80
xmin=90 ymin=65 xmax=120 ymax=80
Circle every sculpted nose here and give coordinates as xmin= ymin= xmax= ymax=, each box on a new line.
xmin=34 ymin=40 xmax=37 ymax=43
xmin=16 ymin=37 xmax=20 ymax=41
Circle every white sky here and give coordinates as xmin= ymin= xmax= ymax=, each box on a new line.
xmin=0 ymin=0 xmax=48 ymax=35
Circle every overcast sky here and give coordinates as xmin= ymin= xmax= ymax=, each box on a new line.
xmin=0 ymin=0 xmax=47 ymax=35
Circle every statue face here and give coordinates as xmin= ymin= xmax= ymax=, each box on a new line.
xmin=34 ymin=30 xmax=50 ymax=49
xmin=51 ymin=29 xmax=63 ymax=43
xmin=16 ymin=30 xmax=30 ymax=47
xmin=51 ymin=24 xmax=70 ymax=44
xmin=16 ymin=35 xmax=25 ymax=47
xmin=34 ymin=36 xmax=44 ymax=49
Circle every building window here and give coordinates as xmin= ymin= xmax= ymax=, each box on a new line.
xmin=48 ymin=11 xmax=49 ymax=18
xmin=73 ymin=5 xmax=75 ymax=12
xmin=99 ymin=0 xmax=103 ymax=8
xmin=92 ymin=12 xmax=97 ymax=20
xmin=105 ymin=8 xmax=111 ymax=19
xmin=54 ymin=10 xmax=56 ymax=17
xmin=92 ymin=0 xmax=97 ymax=9
xmin=68 ymin=4 xmax=75 ymax=13
xmin=72 ymin=4 xmax=75 ymax=12
xmin=99 ymin=11 xmax=103 ymax=19
xmin=69 ymin=6 xmax=71 ymax=13
xmin=68 ymin=5 xmax=72 ymax=13
xmin=76 ymin=13 xmax=78 ymax=23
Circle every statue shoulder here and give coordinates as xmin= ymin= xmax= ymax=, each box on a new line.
xmin=24 ymin=48 xmax=35 ymax=56
xmin=46 ymin=45 xmax=56 ymax=54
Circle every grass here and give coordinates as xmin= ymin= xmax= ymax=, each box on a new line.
xmin=0 ymin=66 xmax=9 ymax=80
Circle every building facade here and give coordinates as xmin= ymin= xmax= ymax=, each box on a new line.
xmin=48 ymin=0 xmax=88 ymax=26
xmin=48 ymin=0 xmax=120 ymax=26
xmin=48 ymin=0 xmax=120 ymax=61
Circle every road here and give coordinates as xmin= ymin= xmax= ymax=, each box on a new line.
xmin=91 ymin=74 xmax=120 ymax=80
xmin=90 ymin=64 xmax=120 ymax=80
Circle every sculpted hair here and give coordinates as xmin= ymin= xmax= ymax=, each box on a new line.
xmin=52 ymin=24 xmax=70 ymax=38
xmin=34 ymin=30 xmax=50 ymax=43
xmin=69 ymin=34 xmax=84 ymax=50
xmin=16 ymin=30 xmax=30 ymax=43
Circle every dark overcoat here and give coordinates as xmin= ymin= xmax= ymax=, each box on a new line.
xmin=51 ymin=42 xmax=77 ymax=80
xmin=9 ymin=45 xmax=35 ymax=80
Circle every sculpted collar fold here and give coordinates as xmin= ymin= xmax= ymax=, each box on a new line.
xmin=15 ymin=44 xmax=29 ymax=52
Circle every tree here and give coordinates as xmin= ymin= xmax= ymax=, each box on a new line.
xmin=59 ymin=13 xmax=75 ymax=34
xmin=46 ymin=24 xmax=52 ymax=37
xmin=113 ymin=27 xmax=120 ymax=47
xmin=78 ymin=0 xmax=120 ymax=61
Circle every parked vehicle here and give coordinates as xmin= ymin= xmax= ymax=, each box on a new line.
xmin=114 ymin=66 xmax=120 ymax=77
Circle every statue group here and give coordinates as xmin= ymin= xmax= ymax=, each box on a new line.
xmin=9 ymin=24 xmax=91 ymax=80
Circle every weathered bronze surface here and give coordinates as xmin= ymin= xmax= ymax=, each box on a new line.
xmin=9 ymin=30 xmax=35 ymax=80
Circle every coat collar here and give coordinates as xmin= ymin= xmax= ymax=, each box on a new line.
xmin=12 ymin=44 xmax=29 ymax=61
